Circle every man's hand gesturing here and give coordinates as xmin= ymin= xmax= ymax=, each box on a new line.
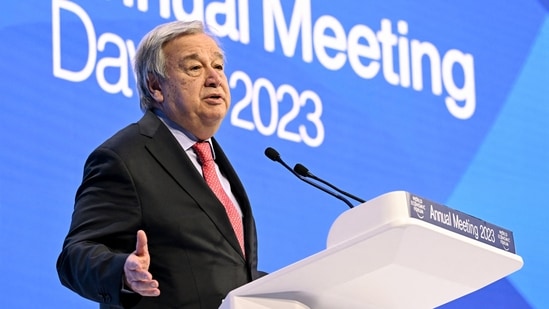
xmin=123 ymin=230 xmax=160 ymax=296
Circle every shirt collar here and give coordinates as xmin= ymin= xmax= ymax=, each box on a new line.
xmin=152 ymin=109 xmax=215 ymax=159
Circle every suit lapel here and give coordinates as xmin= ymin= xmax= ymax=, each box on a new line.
xmin=137 ymin=111 xmax=246 ymax=259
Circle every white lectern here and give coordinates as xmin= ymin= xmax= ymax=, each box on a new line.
xmin=219 ymin=191 xmax=523 ymax=309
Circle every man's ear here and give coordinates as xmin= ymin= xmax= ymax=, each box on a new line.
xmin=147 ymin=73 xmax=164 ymax=102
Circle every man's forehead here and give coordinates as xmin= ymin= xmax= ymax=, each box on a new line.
xmin=178 ymin=50 xmax=224 ymax=61
xmin=165 ymin=35 xmax=224 ymax=59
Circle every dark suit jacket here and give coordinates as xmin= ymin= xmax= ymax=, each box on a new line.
xmin=57 ymin=110 xmax=259 ymax=309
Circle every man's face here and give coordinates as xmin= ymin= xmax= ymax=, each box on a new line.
xmin=151 ymin=33 xmax=230 ymax=140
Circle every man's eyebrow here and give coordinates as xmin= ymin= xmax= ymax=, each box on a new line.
xmin=181 ymin=53 xmax=200 ymax=62
xmin=213 ymin=51 xmax=225 ymax=60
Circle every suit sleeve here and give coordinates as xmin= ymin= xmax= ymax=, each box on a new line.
xmin=56 ymin=146 xmax=143 ymax=307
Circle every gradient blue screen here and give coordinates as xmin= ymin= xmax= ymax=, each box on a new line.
xmin=1 ymin=1 xmax=548 ymax=308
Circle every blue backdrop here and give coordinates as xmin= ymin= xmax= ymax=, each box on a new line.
xmin=1 ymin=1 xmax=548 ymax=308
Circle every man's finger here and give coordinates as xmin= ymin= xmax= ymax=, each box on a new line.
xmin=129 ymin=279 xmax=160 ymax=297
xmin=135 ymin=230 xmax=148 ymax=257
xmin=126 ymin=268 xmax=153 ymax=281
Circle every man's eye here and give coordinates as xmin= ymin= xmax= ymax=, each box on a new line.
xmin=190 ymin=65 xmax=201 ymax=71
xmin=214 ymin=64 xmax=224 ymax=70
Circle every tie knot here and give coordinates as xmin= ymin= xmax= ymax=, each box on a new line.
xmin=193 ymin=141 xmax=214 ymax=164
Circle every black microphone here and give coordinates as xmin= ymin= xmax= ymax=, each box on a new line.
xmin=294 ymin=163 xmax=366 ymax=203
xmin=264 ymin=147 xmax=354 ymax=209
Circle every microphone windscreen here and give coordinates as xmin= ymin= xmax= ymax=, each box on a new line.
xmin=294 ymin=164 xmax=309 ymax=177
xmin=264 ymin=147 xmax=280 ymax=161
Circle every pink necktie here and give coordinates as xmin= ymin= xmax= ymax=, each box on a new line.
xmin=192 ymin=141 xmax=245 ymax=256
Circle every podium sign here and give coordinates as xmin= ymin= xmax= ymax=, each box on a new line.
xmin=220 ymin=191 xmax=523 ymax=309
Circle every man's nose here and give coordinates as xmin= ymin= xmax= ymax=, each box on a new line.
xmin=205 ymin=67 xmax=222 ymax=87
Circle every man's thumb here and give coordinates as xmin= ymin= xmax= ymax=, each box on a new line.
xmin=135 ymin=230 xmax=149 ymax=257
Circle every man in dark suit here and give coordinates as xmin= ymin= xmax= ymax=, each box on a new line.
xmin=57 ymin=20 xmax=261 ymax=309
